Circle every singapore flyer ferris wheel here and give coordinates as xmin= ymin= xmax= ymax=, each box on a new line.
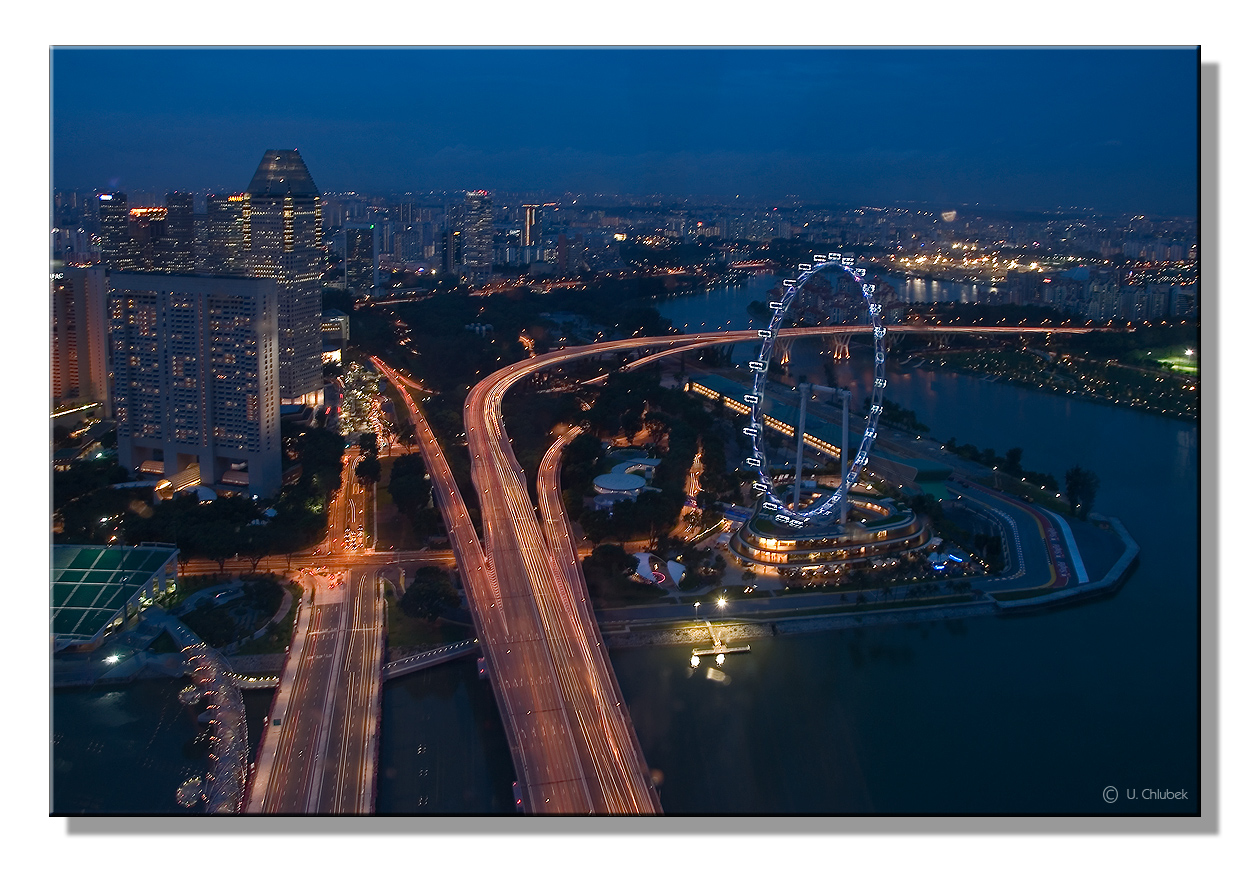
xmin=743 ymin=253 xmax=888 ymax=529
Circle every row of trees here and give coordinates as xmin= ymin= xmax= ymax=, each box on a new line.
xmin=867 ymin=397 xmax=930 ymax=435
xmin=55 ymin=422 xmax=347 ymax=572
xmin=387 ymin=452 xmax=443 ymax=539
xmin=397 ymin=566 xmax=460 ymax=621
xmin=355 ymin=431 xmax=381 ymax=485
xmin=942 ymin=439 xmax=1061 ymax=491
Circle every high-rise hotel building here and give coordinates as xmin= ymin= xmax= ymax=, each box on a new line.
xmin=242 ymin=149 xmax=324 ymax=405
xmin=108 ymin=273 xmax=281 ymax=497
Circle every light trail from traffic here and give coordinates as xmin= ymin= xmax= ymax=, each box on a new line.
xmin=373 ymin=356 xmax=597 ymax=814
xmin=374 ymin=324 xmax=1096 ymax=814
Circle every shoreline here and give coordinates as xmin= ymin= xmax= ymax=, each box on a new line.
xmin=601 ymin=514 xmax=1139 ymax=649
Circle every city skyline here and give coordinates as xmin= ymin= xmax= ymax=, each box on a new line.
xmin=43 ymin=34 xmax=1207 ymax=839
xmin=51 ymin=48 xmax=1198 ymax=217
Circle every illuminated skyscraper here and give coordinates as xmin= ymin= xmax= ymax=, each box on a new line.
xmin=127 ymin=207 xmax=167 ymax=271
xmin=108 ymin=272 xmax=281 ymax=497
xmin=242 ymin=149 xmax=324 ymax=405
xmin=51 ymin=266 xmax=111 ymax=417
xmin=520 ymin=203 xmax=543 ymax=265
xmin=203 ymin=193 xmax=248 ymax=273
xmin=462 ymin=190 xmax=493 ymax=285
xmin=521 ymin=203 xmax=542 ymax=248
xmin=97 ymin=192 xmax=134 ymax=270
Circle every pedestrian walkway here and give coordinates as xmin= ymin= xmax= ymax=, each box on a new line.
xmin=381 ymin=638 xmax=479 ymax=679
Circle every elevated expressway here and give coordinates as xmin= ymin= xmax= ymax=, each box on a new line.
xmin=376 ymin=325 xmax=1092 ymax=814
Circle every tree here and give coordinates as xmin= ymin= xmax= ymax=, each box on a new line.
xmin=584 ymin=544 xmax=635 ymax=580
xmin=358 ymin=432 xmax=378 ymax=456
xmin=398 ymin=566 xmax=460 ymax=621
xmin=388 ymin=453 xmax=432 ymax=517
xmin=196 ymin=519 xmax=238 ymax=575
xmin=578 ymin=507 xmax=613 ymax=544
xmin=241 ymin=524 xmax=275 ymax=573
xmin=1004 ymin=447 xmax=1024 ymax=475
xmin=355 ymin=455 xmax=382 ymax=486
xmin=1064 ymin=465 xmax=1100 ymax=519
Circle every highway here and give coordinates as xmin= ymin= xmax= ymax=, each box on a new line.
xmin=370 ymin=325 xmax=1096 ymax=815
xmin=315 ymin=566 xmax=384 ymax=813
xmin=373 ymin=356 xmax=598 ymax=814
xmin=535 ymin=426 xmax=661 ymax=811
xmin=245 ymin=566 xmax=384 ymax=814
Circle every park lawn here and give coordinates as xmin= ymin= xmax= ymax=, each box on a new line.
xmin=166 ymin=573 xmax=224 ymax=610
xmin=384 ymin=587 xmax=473 ymax=651
xmin=232 ymin=582 xmax=303 ymax=655
xmin=590 ymin=576 xmax=671 ymax=610
xmin=972 ymin=474 xmax=1073 ymax=517
xmin=1157 ymin=356 xmax=1198 ymax=374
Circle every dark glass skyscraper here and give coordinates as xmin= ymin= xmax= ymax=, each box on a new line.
xmin=242 ymin=149 xmax=324 ymax=404
xmin=344 ymin=222 xmax=380 ymax=297
xmin=161 ymin=191 xmax=196 ymax=273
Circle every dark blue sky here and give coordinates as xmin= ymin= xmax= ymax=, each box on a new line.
xmin=51 ymin=48 xmax=1198 ymax=215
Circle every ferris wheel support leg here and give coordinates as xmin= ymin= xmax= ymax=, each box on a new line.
xmin=841 ymin=390 xmax=850 ymax=526
xmin=793 ymin=385 xmax=808 ymax=511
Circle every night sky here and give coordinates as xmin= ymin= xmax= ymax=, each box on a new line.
xmin=51 ymin=47 xmax=1198 ymax=215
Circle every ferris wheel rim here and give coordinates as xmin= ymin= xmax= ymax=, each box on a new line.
xmin=743 ymin=254 xmax=888 ymax=527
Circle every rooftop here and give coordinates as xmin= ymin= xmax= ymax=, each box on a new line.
xmin=246 ymin=149 xmax=320 ymax=198
xmin=51 ymin=544 xmax=177 ymax=645
xmin=593 ymin=472 xmax=647 ymax=494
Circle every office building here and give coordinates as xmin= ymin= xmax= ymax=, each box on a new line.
xmin=343 ymin=222 xmax=381 ymax=297
xmin=521 ymin=203 xmax=543 ymax=248
xmin=242 ymin=149 xmax=324 ymax=405
xmin=161 ymin=191 xmax=196 ymax=272
xmin=520 ymin=203 xmax=543 ymax=265
xmin=108 ymin=272 xmax=281 ymax=498
xmin=203 ymin=193 xmax=248 ymax=273
xmin=462 ymin=190 xmax=493 ymax=284
xmin=126 ymin=207 xmax=168 ymax=271
xmin=52 ymin=266 xmax=112 ymax=417
xmin=97 ymin=192 xmax=134 ymax=270
xmin=444 ymin=199 xmax=464 ymax=277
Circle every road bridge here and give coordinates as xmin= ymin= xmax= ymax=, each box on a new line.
xmin=382 ymin=638 xmax=480 ymax=679
xmin=244 ymin=567 xmax=384 ymax=814
xmin=368 ymin=324 xmax=1097 ymax=814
